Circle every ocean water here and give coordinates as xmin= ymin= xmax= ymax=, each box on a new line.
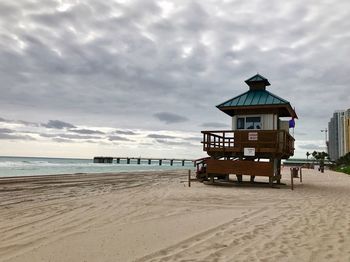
xmin=0 ymin=156 xmax=194 ymax=177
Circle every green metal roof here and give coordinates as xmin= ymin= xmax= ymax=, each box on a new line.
xmin=215 ymin=74 xmax=298 ymax=118
xmin=217 ymin=89 xmax=290 ymax=108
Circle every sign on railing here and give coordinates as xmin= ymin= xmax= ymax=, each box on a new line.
xmin=244 ymin=147 xmax=256 ymax=156
xmin=248 ymin=132 xmax=258 ymax=141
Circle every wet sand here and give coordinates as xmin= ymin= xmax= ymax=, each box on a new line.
xmin=0 ymin=169 xmax=350 ymax=262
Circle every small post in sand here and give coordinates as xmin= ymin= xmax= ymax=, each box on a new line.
xmin=291 ymin=169 xmax=294 ymax=190
xmin=300 ymin=167 xmax=303 ymax=183
xmin=188 ymin=170 xmax=191 ymax=187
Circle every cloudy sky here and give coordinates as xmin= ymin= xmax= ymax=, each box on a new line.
xmin=1 ymin=0 xmax=350 ymax=159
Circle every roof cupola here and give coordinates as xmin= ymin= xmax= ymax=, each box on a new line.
xmin=245 ymin=74 xmax=271 ymax=91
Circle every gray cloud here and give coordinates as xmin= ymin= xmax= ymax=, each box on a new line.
xmin=200 ymin=122 xmax=229 ymax=128
xmin=114 ymin=130 xmax=137 ymax=135
xmin=70 ymin=128 xmax=105 ymax=135
xmin=52 ymin=138 xmax=73 ymax=143
xmin=0 ymin=128 xmax=14 ymax=133
xmin=17 ymin=120 xmax=40 ymax=127
xmin=148 ymin=134 xmax=177 ymax=139
xmin=39 ymin=133 xmax=58 ymax=138
xmin=154 ymin=112 xmax=189 ymax=124
xmin=42 ymin=120 xmax=76 ymax=129
xmin=40 ymin=133 xmax=100 ymax=140
xmin=299 ymin=144 xmax=326 ymax=150
xmin=0 ymin=117 xmax=40 ymax=126
xmin=108 ymin=135 xmax=131 ymax=141
xmin=0 ymin=133 xmax=35 ymax=140
xmin=155 ymin=139 xmax=196 ymax=147
xmin=59 ymin=134 xmax=100 ymax=139
xmin=183 ymin=136 xmax=201 ymax=142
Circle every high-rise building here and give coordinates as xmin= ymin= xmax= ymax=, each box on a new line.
xmin=328 ymin=109 xmax=350 ymax=161
xmin=344 ymin=109 xmax=350 ymax=154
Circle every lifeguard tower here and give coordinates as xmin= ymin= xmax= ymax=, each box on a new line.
xmin=197 ymin=74 xmax=297 ymax=186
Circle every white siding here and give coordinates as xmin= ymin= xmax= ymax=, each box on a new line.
xmin=232 ymin=116 xmax=237 ymax=130
xmin=280 ymin=121 xmax=289 ymax=132
xmin=261 ymin=114 xmax=275 ymax=130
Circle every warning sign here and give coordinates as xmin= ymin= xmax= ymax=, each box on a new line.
xmin=244 ymin=148 xmax=256 ymax=156
xmin=248 ymin=132 xmax=258 ymax=141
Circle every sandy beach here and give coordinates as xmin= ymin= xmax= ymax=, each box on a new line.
xmin=1 ymin=169 xmax=350 ymax=262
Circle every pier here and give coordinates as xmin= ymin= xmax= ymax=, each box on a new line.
xmin=93 ymin=156 xmax=194 ymax=166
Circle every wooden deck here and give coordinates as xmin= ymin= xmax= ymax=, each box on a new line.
xmin=206 ymin=159 xmax=274 ymax=176
xmin=201 ymin=130 xmax=294 ymax=159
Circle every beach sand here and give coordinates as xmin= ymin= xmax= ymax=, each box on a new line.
xmin=1 ymin=169 xmax=350 ymax=262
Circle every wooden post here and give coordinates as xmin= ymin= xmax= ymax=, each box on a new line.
xmin=116 ymin=158 xmax=120 ymax=164
xmin=148 ymin=159 xmax=151 ymax=165
xmin=277 ymin=159 xmax=281 ymax=184
xmin=137 ymin=158 xmax=141 ymax=165
xmin=170 ymin=160 xmax=173 ymax=166
xmin=182 ymin=160 xmax=185 ymax=166
xmin=127 ymin=158 xmax=130 ymax=164
xmin=188 ymin=170 xmax=191 ymax=187
xmin=300 ymin=167 xmax=303 ymax=183
xmin=159 ymin=159 xmax=162 ymax=166
xmin=291 ymin=169 xmax=294 ymax=190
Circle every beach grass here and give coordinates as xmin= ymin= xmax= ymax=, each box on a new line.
xmin=337 ymin=165 xmax=350 ymax=175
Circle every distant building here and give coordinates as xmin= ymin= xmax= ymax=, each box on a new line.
xmin=328 ymin=109 xmax=350 ymax=161
xmin=344 ymin=109 xmax=350 ymax=154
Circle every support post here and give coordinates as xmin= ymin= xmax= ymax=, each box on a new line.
xmin=300 ymin=167 xmax=303 ymax=183
xmin=159 ymin=159 xmax=162 ymax=166
xmin=291 ymin=169 xmax=294 ymax=190
xmin=188 ymin=170 xmax=191 ymax=187
xmin=170 ymin=160 xmax=173 ymax=166
xmin=277 ymin=159 xmax=281 ymax=184
xmin=137 ymin=158 xmax=141 ymax=165
xmin=116 ymin=158 xmax=120 ymax=164
xmin=182 ymin=160 xmax=185 ymax=166
xmin=148 ymin=159 xmax=151 ymax=165
xmin=127 ymin=158 xmax=130 ymax=164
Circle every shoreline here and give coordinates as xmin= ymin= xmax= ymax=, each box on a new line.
xmin=1 ymin=169 xmax=350 ymax=261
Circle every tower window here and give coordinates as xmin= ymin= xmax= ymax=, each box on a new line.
xmin=237 ymin=118 xmax=245 ymax=129
xmin=237 ymin=116 xmax=261 ymax=130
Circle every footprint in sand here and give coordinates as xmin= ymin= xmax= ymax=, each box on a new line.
xmin=325 ymin=254 xmax=333 ymax=259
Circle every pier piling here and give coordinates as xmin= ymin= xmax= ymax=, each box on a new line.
xmin=93 ymin=156 xmax=193 ymax=166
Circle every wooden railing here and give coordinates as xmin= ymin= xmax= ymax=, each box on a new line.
xmin=201 ymin=130 xmax=295 ymax=157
